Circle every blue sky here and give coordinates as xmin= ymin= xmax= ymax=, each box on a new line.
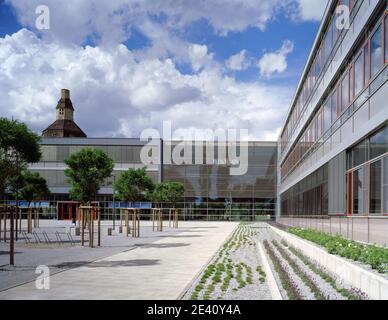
xmin=0 ymin=0 xmax=328 ymax=140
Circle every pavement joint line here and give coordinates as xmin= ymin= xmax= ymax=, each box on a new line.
xmin=176 ymin=223 xmax=239 ymax=300
xmin=0 ymin=224 xmax=220 ymax=295
xmin=0 ymin=228 xmax=184 ymax=293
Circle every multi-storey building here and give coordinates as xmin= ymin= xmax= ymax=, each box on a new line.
xmin=27 ymin=90 xmax=277 ymax=220
xmin=278 ymin=0 xmax=387 ymax=217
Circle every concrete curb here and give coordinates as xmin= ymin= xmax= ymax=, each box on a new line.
xmin=257 ymin=241 xmax=283 ymax=300
xmin=270 ymin=225 xmax=388 ymax=300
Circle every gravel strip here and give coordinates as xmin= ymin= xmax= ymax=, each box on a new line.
xmin=267 ymin=241 xmax=315 ymax=300
xmin=184 ymin=223 xmax=272 ymax=300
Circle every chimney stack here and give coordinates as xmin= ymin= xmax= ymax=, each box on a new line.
xmin=61 ymin=89 xmax=70 ymax=99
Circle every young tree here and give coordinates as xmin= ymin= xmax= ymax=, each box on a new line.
xmin=146 ymin=183 xmax=168 ymax=208
xmin=19 ymin=171 xmax=50 ymax=206
xmin=114 ymin=167 xmax=154 ymax=204
xmin=0 ymin=118 xmax=41 ymax=265
xmin=0 ymin=118 xmax=41 ymax=199
xmin=164 ymin=182 xmax=185 ymax=208
xmin=64 ymin=148 xmax=114 ymax=205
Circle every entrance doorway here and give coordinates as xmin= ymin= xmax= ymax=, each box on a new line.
xmin=57 ymin=201 xmax=79 ymax=220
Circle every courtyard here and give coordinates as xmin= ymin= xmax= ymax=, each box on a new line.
xmin=0 ymin=220 xmax=237 ymax=299
xmin=1 ymin=219 xmax=387 ymax=300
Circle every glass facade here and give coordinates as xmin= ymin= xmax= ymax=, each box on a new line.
xmin=346 ymin=124 xmax=388 ymax=215
xmin=30 ymin=140 xmax=277 ymax=220
xmin=280 ymin=0 xmax=361 ymax=155
xmin=40 ymin=144 xmax=143 ymax=163
xmin=280 ymin=164 xmax=328 ymax=216
xmin=281 ymin=6 xmax=388 ymax=181
xmin=162 ymin=142 xmax=277 ymax=220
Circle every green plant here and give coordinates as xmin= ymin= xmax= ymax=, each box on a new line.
xmin=273 ymin=240 xmax=326 ymax=300
xmin=264 ymin=240 xmax=302 ymax=300
xmin=286 ymin=244 xmax=362 ymax=300
xmin=289 ymin=228 xmax=388 ymax=274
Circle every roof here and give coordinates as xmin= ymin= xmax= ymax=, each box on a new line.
xmin=42 ymin=119 xmax=87 ymax=138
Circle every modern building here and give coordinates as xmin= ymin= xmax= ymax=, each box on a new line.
xmin=162 ymin=141 xmax=276 ymax=220
xmin=30 ymin=90 xmax=277 ymax=220
xmin=277 ymin=0 xmax=388 ymax=218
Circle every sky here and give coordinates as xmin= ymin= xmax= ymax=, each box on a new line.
xmin=0 ymin=0 xmax=329 ymax=140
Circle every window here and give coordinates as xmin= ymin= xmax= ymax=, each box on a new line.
xmin=331 ymin=89 xmax=338 ymax=122
xmin=369 ymin=125 xmax=388 ymax=159
xmin=324 ymin=18 xmax=333 ymax=62
xmin=353 ymin=168 xmax=365 ymax=214
xmin=370 ymin=160 xmax=382 ymax=214
xmin=323 ymin=100 xmax=331 ymax=133
xmin=364 ymin=44 xmax=370 ymax=86
xmin=384 ymin=157 xmax=388 ymax=213
xmin=370 ymin=25 xmax=382 ymax=78
xmin=341 ymin=71 xmax=349 ymax=113
xmin=316 ymin=112 xmax=322 ymax=140
xmin=385 ymin=15 xmax=388 ymax=62
xmin=354 ymin=52 xmax=363 ymax=97
xmin=352 ymin=140 xmax=368 ymax=167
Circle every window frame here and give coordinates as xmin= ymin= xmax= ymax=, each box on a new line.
xmin=352 ymin=51 xmax=363 ymax=100
xmin=384 ymin=12 xmax=388 ymax=64
xmin=370 ymin=23 xmax=383 ymax=79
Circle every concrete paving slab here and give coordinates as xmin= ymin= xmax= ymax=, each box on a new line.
xmin=0 ymin=221 xmax=237 ymax=300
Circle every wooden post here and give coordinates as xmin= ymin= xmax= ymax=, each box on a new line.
xmin=27 ymin=208 xmax=32 ymax=234
xmin=19 ymin=208 xmax=22 ymax=234
xmin=152 ymin=209 xmax=155 ymax=232
xmin=89 ymin=209 xmax=94 ymax=248
xmin=33 ymin=208 xmax=37 ymax=228
xmin=125 ymin=209 xmax=129 ymax=237
xmin=10 ymin=206 xmax=14 ymax=265
xmin=132 ymin=209 xmax=140 ymax=238
xmin=0 ymin=209 xmax=2 ymax=243
xmin=120 ymin=208 xmax=123 ymax=228
xmin=157 ymin=208 xmax=163 ymax=232
xmin=15 ymin=207 xmax=18 ymax=241
xmin=169 ymin=209 xmax=171 ymax=228
xmin=4 ymin=211 xmax=7 ymax=242
xmin=174 ymin=209 xmax=179 ymax=228
xmin=81 ymin=208 xmax=85 ymax=246
xmin=137 ymin=209 xmax=140 ymax=237
xmin=98 ymin=208 xmax=101 ymax=246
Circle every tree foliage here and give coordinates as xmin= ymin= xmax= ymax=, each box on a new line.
xmin=163 ymin=182 xmax=184 ymax=207
xmin=0 ymin=118 xmax=41 ymax=198
xmin=19 ymin=171 xmax=50 ymax=204
xmin=146 ymin=183 xmax=169 ymax=205
xmin=64 ymin=148 xmax=114 ymax=204
xmin=114 ymin=167 xmax=154 ymax=203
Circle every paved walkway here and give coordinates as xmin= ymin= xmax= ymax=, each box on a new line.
xmin=0 ymin=222 xmax=237 ymax=300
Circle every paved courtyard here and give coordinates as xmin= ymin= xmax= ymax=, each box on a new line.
xmin=0 ymin=221 xmax=238 ymax=299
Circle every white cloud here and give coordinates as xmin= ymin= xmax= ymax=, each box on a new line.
xmin=257 ymin=40 xmax=294 ymax=79
xmin=294 ymin=0 xmax=329 ymax=21
xmin=6 ymin=0 xmax=312 ymax=45
xmin=0 ymin=29 xmax=293 ymax=140
xmin=225 ymin=50 xmax=250 ymax=71
xmin=188 ymin=44 xmax=215 ymax=72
